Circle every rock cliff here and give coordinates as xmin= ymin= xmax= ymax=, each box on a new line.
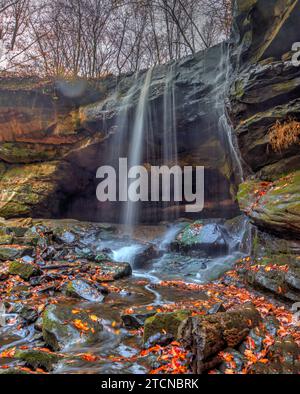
xmin=230 ymin=0 xmax=300 ymax=251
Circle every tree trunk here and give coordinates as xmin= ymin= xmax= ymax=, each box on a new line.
xmin=178 ymin=303 xmax=261 ymax=374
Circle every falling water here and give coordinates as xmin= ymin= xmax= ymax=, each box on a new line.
xmin=216 ymin=43 xmax=244 ymax=184
xmin=162 ymin=63 xmax=179 ymax=219
xmin=163 ymin=63 xmax=177 ymax=165
xmin=123 ymin=68 xmax=153 ymax=229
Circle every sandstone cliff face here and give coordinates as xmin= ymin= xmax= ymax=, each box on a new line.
xmin=230 ymin=0 xmax=300 ymax=245
xmin=0 ymin=48 xmax=239 ymax=222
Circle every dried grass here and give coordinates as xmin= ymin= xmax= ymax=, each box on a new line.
xmin=268 ymin=117 xmax=300 ymax=152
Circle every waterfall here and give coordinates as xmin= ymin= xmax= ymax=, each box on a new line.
xmin=162 ymin=63 xmax=179 ymax=220
xmin=163 ymin=63 xmax=177 ymax=165
xmin=216 ymin=43 xmax=244 ymax=184
xmin=123 ymin=68 xmax=153 ymax=229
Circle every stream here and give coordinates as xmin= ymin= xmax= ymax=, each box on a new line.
xmin=0 ymin=219 xmax=249 ymax=374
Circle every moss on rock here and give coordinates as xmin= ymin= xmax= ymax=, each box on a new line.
xmin=0 ymin=245 xmax=34 ymax=261
xmin=14 ymin=349 xmax=61 ymax=371
xmin=42 ymin=304 xmax=103 ymax=351
xmin=238 ymin=171 xmax=300 ymax=237
xmin=143 ymin=310 xmax=191 ymax=343
xmin=9 ymin=261 xmax=41 ymax=280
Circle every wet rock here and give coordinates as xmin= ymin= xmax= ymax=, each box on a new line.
xmin=42 ymin=304 xmax=103 ymax=351
xmin=133 ymin=244 xmax=161 ymax=269
xmin=246 ymin=268 xmax=300 ymax=302
xmin=94 ymin=252 xmax=111 ymax=263
xmin=8 ymin=261 xmax=42 ymax=281
xmin=20 ymin=227 xmax=47 ymax=248
xmin=74 ymin=247 xmax=96 ymax=261
xmin=14 ymin=349 xmax=60 ymax=372
xmin=54 ymin=230 xmax=76 ymax=245
xmin=19 ymin=305 xmax=39 ymax=323
xmin=0 ymin=245 xmax=34 ymax=261
xmin=171 ymin=221 xmax=228 ymax=256
xmin=285 ymin=267 xmax=300 ymax=291
xmin=238 ymin=172 xmax=300 ymax=238
xmin=208 ymin=303 xmax=226 ymax=315
xmin=34 ymin=317 xmax=43 ymax=332
xmin=143 ymin=310 xmax=190 ymax=343
xmin=121 ymin=307 xmax=157 ymax=329
xmin=249 ymin=336 xmax=300 ymax=374
xmin=144 ymin=332 xmax=174 ymax=349
xmin=219 ymin=348 xmax=246 ymax=374
xmin=65 ymin=279 xmax=105 ymax=302
xmin=93 ymin=261 xmax=132 ymax=281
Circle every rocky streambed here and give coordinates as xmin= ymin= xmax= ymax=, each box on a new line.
xmin=0 ymin=217 xmax=299 ymax=374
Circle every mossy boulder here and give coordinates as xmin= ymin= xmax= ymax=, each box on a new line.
xmin=245 ymin=268 xmax=300 ymax=302
xmin=238 ymin=171 xmax=300 ymax=237
xmin=143 ymin=310 xmax=191 ymax=343
xmin=9 ymin=261 xmax=42 ymax=280
xmin=0 ymin=245 xmax=34 ymax=261
xmin=14 ymin=349 xmax=61 ymax=372
xmin=42 ymin=304 xmax=103 ymax=351
xmin=65 ymin=279 xmax=105 ymax=302
xmin=0 ymin=161 xmax=77 ymax=219
xmin=171 ymin=221 xmax=228 ymax=256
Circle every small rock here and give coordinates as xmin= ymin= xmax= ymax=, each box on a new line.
xmin=9 ymin=261 xmax=42 ymax=281
xmin=20 ymin=305 xmax=39 ymax=323
xmin=121 ymin=307 xmax=157 ymax=329
xmin=55 ymin=230 xmax=76 ymax=245
xmin=133 ymin=244 xmax=161 ymax=269
xmin=14 ymin=349 xmax=60 ymax=372
xmin=93 ymin=261 xmax=132 ymax=281
xmin=285 ymin=267 xmax=300 ymax=291
xmin=65 ymin=279 xmax=105 ymax=302
xmin=143 ymin=310 xmax=190 ymax=343
xmin=144 ymin=332 xmax=174 ymax=349
xmin=0 ymin=245 xmax=34 ymax=261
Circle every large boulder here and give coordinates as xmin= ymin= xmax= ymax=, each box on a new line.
xmin=42 ymin=304 xmax=103 ymax=351
xmin=0 ymin=161 xmax=86 ymax=219
xmin=238 ymin=171 xmax=300 ymax=237
xmin=171 ymin=221 xmax=229 ymax=256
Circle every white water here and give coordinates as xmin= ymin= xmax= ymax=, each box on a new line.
xmin=216 ymin=43 xmax=244 ymax=184
xmin=111 ymin=244 xmax=144 ymax=264
xmin=162 ymin=64 xmax=180 ymax=219
xmin=123 ymin=69 xmax=153 ymax=229
xmin=163 ymin=63 xmax=178 ymax=164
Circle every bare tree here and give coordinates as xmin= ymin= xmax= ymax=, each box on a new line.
xmin=0 ymin=0 xmax=233 ymax=76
